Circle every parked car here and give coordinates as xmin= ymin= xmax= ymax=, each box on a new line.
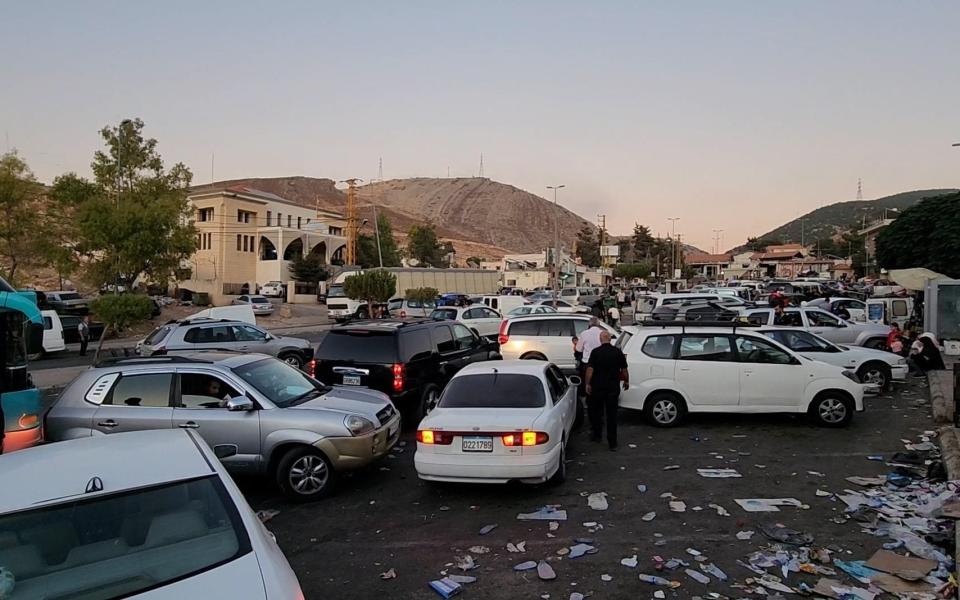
xmin=42 ymin=290 xmax=89 ymax=315
xmin=415 ymin=361 xmax=578 ymax=484
xmin=136 ymin=318 xmax=313 ymax=369
xmin=45 ymin=353 xmax=400 ymax=500
xmin=532 ymin=299 xmax=591 ymax=314
xmin=430 ymin=305 xmax=503 ymax=338
xmin=387 ymin=296 xmax=437 ymax=318
xmin=39 ymin=309 xmax=66 ymax=356
xmin=0 ymin=429 xmax=304 ymax=598
xmin=231 ymin=294 xmax=275 ymax=315
xmin=744 ymin=307 xmax=891 ymax=348
xmin=260 ymin=281 xmax=285 ymax=298
xmin=314 ymin=319 xmax=501 ymax=420
xmin=507 ymin=304 xmax=558 ymax=317
xmin=635 ymin=293 xmax=727 ymax=320
xmin=866 ymin=296 xmax=915 ymax=328
xmin=437 ymin=292 xmax=471 ymax=307
xmin=616 ymin=325 xmax=865 ymax=427
xmin=803 ymin=297 xmax=868 ymax=322
xmin=497 ymin=314 xmax=618 ymax=373
xmin=479 ymin=295 xmax=526 ymax=314
xmin=58 ymin=314 xmax=105 ymax=344
xmin=758 ymin=327 xmax=907 ymax=390
xmin=649 ymin=301 xmax=740 ymax=322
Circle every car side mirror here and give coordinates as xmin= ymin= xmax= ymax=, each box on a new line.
xmin=226 ymin=396 xmax=254 ymax=412
xmin=568 ymin=375 xmax=582 ymax=386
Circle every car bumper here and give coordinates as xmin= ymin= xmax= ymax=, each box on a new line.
xmin=891 ymin=365 xmax=908 ymax=382
xmin=415 ymin=444 xmax=561 ymax=484
xmin=315 ymin=415 xmax=401 ymax=470
xmin=2 ymin=426 xmax=42 ymax=452
xmin=253 ymin=306 xmax=275 ymax=315
xmin=328 ymin=309 xmax=353 ymax=319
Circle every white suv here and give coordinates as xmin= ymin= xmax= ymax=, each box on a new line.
xmin=616 ymin=325 xmax=865 ymax=427
xmin=498 ymin=314 xmax=618 ymax=373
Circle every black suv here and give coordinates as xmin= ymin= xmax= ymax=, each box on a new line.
xmin=314 ymin=319 xmax=501 ymax=420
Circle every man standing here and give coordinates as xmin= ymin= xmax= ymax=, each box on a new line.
xmin=78 ymin=315 xmax=90 ymax=356
xmin=575 ymin=318 xmax=604 ymax=424
xmin=607 ymin=304 xmax=620 ymax=329
xmin=585 ymin=330 xmax=629 ymax=451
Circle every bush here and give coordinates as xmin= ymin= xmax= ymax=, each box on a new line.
xmin=343 ymin=270 xmax=397 ymax=304
xmin=405 ymin=287 xmax=439 ymax=305
xmin=90 ymin=294 xmax=154 ymax=333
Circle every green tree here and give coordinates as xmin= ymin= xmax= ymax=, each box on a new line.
xmin=89 ymin=294 xmax=154 ymax=361
xmin=876 ymin=192 xmax=960 ymax=277
xmin=407 ymin=223 xmax=445 ymax=267
xmin=613 ymin=262 xmax=653 ymax=280
xmin=745 ymin=237 xmax=778 ymax=252
xmin=575 ymin=226 xmax=600 ymax=267
xmin=357 ymin=214 xmax=402 ymax=268
xmin=50 ymin=118 xmax=197 ymax=290
xmin=289 ymin=252 xmax=329 ymax=284
xmin=0 ymin=151 xmax=46 ymax=283
xmin=405 ymin=286 xmax=439 ymax=305
xmin=465 ymin=256 xmax=483 ymax=267
xmin=631 ymin=223 xmax=656 ymax=260
xmin=343 ymin=270 xmax=397 ymax=307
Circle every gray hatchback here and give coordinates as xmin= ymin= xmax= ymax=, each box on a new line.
xmin=137 ymin=318 xmax=313 ymax=369
xmin=45 ymin=352 xmax=401 ymax=501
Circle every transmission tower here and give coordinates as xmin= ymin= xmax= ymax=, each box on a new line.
xmin=377 ymin=157 xmax=383 ymax=182
xmin=597 ymin=214 xmax=607 ymax=266
xmin=479 ymin=153 xmax=484 ymax=178
xmin=340 ymin=178 xmax=362 ymax=265
xmin=857 ymin=178 xmax=863 ymax=201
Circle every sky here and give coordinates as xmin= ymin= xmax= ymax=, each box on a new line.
xmin=3 ymin=1 xmax=959 ymax=251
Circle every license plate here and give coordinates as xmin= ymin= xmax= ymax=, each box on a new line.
xmin=343 ymin=375 xmax=361 ymax=386
xmin=462 ymin=436 xmax=493 ymax=452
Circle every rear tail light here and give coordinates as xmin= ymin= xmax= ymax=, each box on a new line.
xmin=392 ymin=363 xmax=405 ymax=393
xmin=18 ymin=413 xmax=39 ymax=429
xmin=400 ymin=310 xmax=407 ymax=318
xmin=153 ymin=346 xmax=167 ymax=356
xmin=306 ymin=359 xmax=316 ymax=378
xmin=501 ymin=431 xmax=549 ymax=446
xmin=497 ymin=320 xmax=509 ymax=345
xmin=417 ymin=430 xmax=454 ymax=445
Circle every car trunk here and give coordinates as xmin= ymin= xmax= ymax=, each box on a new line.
xmin=314 ymin=330 xmax=400 ymax=396
xmin=420 ymin=407 xmax=545 ymax=456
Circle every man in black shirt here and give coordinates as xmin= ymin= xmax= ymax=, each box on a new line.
xmin=585 ymin=330 xmax=629 ymax=451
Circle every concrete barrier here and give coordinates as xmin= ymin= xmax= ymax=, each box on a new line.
xmin=929 ymin=371 xmax=954 ymax=424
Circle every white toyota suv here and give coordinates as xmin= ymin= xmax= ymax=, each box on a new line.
xmin=616 ymin=324 xmax=865 ymax=427
xmin=498 ymin=314 xmax=618 ymax=373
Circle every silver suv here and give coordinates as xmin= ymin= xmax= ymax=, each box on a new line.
xmin=44 ymin=352 xmax=401 ymax=501
xmin=137 ymin=318 xmax=313 ymax=369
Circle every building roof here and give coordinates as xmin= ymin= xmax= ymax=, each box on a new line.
xmin=686 ymin=253 xmax=732 ymax=265
xmin=189 ymin=185 xmax=346 ymax=219
xmin=758 ymin=250 xmax=804 ymax=261
xmin=765 ymin=243 xmax=805 ymax=252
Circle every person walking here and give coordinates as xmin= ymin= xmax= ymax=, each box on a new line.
xmin=607 ymin=304 xmax=620 ymax=329
xmin=585 ymin=330 xmax=629 ymax=451
xmin=78 ymin=315 xmax=91 ymax=356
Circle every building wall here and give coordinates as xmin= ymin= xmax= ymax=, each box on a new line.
xmin=502 ymin=269 xmax=550 ymax=290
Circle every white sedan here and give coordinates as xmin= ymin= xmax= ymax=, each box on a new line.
xmin=759 ymin=327 xmax=907 ymax=390
xmin=533 ymin=299 xmax=590 ymax=314
xmin=430 ymin=305 xmax=503 ymax=338
xmin=231 ymin=294 xmax=275 ymax=315
xmin=0 ymin=429 xmax=302 ymax=599
xmin=415 ymin=361 xmax=579 ymax=484
xmin=507 ymin=304 xmax=558 ymax=317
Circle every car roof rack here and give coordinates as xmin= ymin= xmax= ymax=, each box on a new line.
xmin=637 ymin=319 xmax=760 ymax=333
xmin=94 ymin=354 xmax=220 ymax=367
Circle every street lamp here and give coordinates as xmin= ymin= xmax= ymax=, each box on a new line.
xmin=115 ymin=118 xmax=133 ymax=295
xmin=667 ymin=218 xmax=680 ymax=279
xmin=547 ymin=185 xmax=566 ymax=304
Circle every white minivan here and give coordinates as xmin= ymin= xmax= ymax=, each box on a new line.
xmin=40 ymin=309 xmax=66 ymax=356
xmin=497 ymin=314 xmax=617 ymax=373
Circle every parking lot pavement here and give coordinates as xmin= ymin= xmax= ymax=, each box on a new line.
xmin=243 ymin=377 xmax=938 ymax=599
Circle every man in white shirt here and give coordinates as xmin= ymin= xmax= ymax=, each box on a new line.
xmin=576 ymin=317 xmax=604 ymax=364
xmin=607 ymin=305 xmax=621 ymax=329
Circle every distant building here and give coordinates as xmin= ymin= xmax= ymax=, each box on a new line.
xmin=180 ymin=186 xmax=347 ymax=305
xmin=685 ymin=254 xmax=732 ymax=279
xmin=859 ymin=217 xmax=897 ymax=276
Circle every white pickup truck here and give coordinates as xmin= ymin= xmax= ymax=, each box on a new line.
xmin=745 ymin=307 xmax=891 ymax=349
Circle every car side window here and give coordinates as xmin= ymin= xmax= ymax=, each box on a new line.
xmin=544 ymin=369 xmax=565 ymax=403
xmin=481 ymin=307 xmax=499 ymax=318
xmin=548 ymin=365 xmax=568 ymax=396
xmin=238 ymin=295 xmax=248 ymax=302
xmin=736 ymin=336 xmax=794 ymax=365
xmin=106 ymin=373 xmax=173 ymax=407
xmin=892 ymin=300 xmax=908 ymax=317
xmin=572 ymin=320 xmax=589 ymax=336
xmin=185 ymin=326 xmax=235 ymax=344
xmin=540 ymin=319 xmax=573 ymax=337
xmin=641 ymin=335 xmax=677 ymax=359
xmin=453 ymin=324 xmax=477 ymax=349
xmin=401 ymin=329 xmax=434 ymax=361
xmin=433 ymin=325 xmax=457 ymax=353
xmin=232 ymin=325 xmax=267 ymax=342
xmin=808 ymin=311 xmax=841 ymax=327
xmin=178 ymin=373 xmax=240 ymax=409
xmin=678 ymin=335 xmax=734 ymax=362
xmin=508 ymin=321 xmax=541 ymax=336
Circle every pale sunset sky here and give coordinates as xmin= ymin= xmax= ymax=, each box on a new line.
xmin=2 ymin=1 xmax=958 ymax=250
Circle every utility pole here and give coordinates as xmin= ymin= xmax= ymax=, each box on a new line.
xmin=378 ymin=157 xmax=383 ymax=182
xmin=479 ymin=154 xmax=484 ymax=178
xmin=712 ymin=229 xmax=723 ymax=254
xmin=340 ymin=178 xmax=362 ymax=266
xmin=800 ymin=218 xmax=807 ymax=247
xmin=115 ymin=119 xmax=132 ymax=295
xmin=667 ymin=218 xmax=680 ymax=278
xmin=372 ymin=204 xmax=383 ymax=268
xmin=547 ymin=185 xmax=565 ymax=303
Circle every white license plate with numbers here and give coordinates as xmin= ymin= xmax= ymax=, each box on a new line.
xmin=462 ymin=436 xmax=493 ymax=452
xmin=343 ymin=375 xmax=361 ymax=386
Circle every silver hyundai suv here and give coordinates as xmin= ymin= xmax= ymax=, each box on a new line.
xmin=137 ymin=318 xmax=313 ymax=369
xmin=44 ymin=352 xmax=401 ymax=501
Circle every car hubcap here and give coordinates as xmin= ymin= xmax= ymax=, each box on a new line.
xmin=863 ymin=370 xmax=885 ymax=386
xmin=425 ymin=390 xmax=439 ymax=414
xmin=284 ymin=356 xmax=301 ymax=367
xmin=819 ymin=398 xmax=846 ymax=423
xmin=653 ymin=400 xmax=677 ymax=424
xmin=289 ymin=455 xmax=328 ymax=494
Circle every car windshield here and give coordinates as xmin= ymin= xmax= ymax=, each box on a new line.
xmin=438 ymin=373 xmax=546 ymax=408
xmin=316 ymin=330 xmax=399 ymax=363
xmin=232 ymin=357 xmax=328 ymax=407
xmin=143 ymin=325 xmax=172 ymax=345
xmin=327 ymin=285 xmax=346 ymax=298
xmin=56 ymin=292 xmax=82 ymax=301
xmin=0 ymin=475 xmax=250 ymax=600
xmin=765 ymin=329 xmax=836 ymax=352
xmin=430 ymin=309 xmax=457 ymax=321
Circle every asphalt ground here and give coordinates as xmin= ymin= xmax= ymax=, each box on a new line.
xmin=241 ymin=376 xmax=937 ymax=600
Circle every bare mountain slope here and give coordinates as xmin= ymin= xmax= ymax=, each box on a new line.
xmin=193 ymin=176 xmax=594 ymax=256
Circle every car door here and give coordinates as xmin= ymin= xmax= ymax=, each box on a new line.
xmin=467 ymin=306 xmax=503 ymax=337
xmin=541 ymin=318 xmax=578 ymax=370
xmin=452 ymin=323 xmax=489 ymax=365
xmin=230 ymin=324 xmax=273 ymax=354
xmin=804 ymin=309 xmax=855 ymax=343
xmin=432 ymin=324 xmax=467 ymax=379
xmin=173 ymin=370 xmax=262 ymax=472
xmin=92 ymin=372 xmax=175 ymax=434
xmin=843 ymin=299 xmax=867 ymax=322
xmin=675 ymin=334 xmax=739 ymax=407
xmin=546 ymin=365 xmax=575 ymax=437
xmin=235 ymin=295 xmax=249 ymax=306
xmin=734 ymin=335 xmax=808 ymax=408
xmin=183 ymin=324 xmax=237 ymax=351
xmin=745 ymin=309 xmax=774 ymax=325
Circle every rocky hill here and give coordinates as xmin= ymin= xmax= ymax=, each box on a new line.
xmin=734 ymin=188 xmax=958 ymax=250
xmin=193 ymin=176 xmax=595 ymax=258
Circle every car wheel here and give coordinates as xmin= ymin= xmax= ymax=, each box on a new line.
xmin=548 ymin=439 xmax=567 ymax=485
xmin=863 ymin=337 xmax=886 ymax=350
xmin=357 ymin=308 xmax=369 ymax=319
xmin=857 ymin=362 xmax=891 ymax=390
xmin=276 ymin=447 xmax=336 ymax=502
xmin=279 ymin=352 xmax=304 ymax=369
xmin=644 ymin=392 xmax=686 ymax=427
xmin=809 ymin=393 xmax=853 ymax=428
xmin=418 ymin=385 xmax=441 ymax=421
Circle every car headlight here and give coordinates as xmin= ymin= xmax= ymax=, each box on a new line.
xmin=344 ymin=415 xmax=375 ymax=436
xmin=897 ymin=358 xmax=907 ymax=365
xmin=841 ymin=370 xmax=860 ymax=383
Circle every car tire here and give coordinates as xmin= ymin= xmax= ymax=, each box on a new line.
xmin=520 ymin=352 xmax=548 ymax=361
xmin=548 ymin=439 xmax=567 ymax=485
xmin=857 ymin=361 xmax=891 ymax=391
xmin=357 ymin=308 xmax=369 ymax=319
xmin=644 ymin=392 xmax=686 ymax=427
xmin=275 ymin=447 xmax=336 ymax=502
xmin=279 ymin=351 xmax=304 ymax=370
xmin=863 ymin=337 xmax=886 ymax=350
xmin=809 ymin=392 xmax=854 ymax=428
xmin=418 ymin=384 xmax=441 ymax=421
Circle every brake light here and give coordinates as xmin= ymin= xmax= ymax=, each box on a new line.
xmin=18 ymin=414 xmax=39 ymax=429
xmin=153 ymin=346 xmax=166 ymax=356
xmin=392 ymin=363 xmax=405 ymax=392
xmin=498 ymin=320 xmax=509 ymax=345
xmin=400 ymin=310 xmax=407 ymax=318
xmin=502 ymin=431 xmax=549 ymax=446
xmin=306 ymin=359 xmax=316 ymax=378
xmin=417 ymin=430 xmax=454 ymax=445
